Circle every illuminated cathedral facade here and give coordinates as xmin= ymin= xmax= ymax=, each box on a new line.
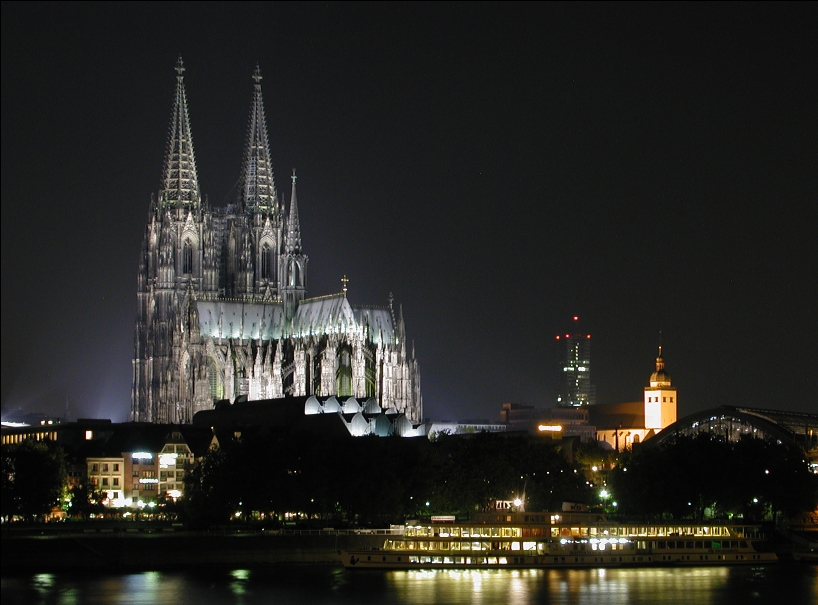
xmin=131 ymin=59 xmax=422 ymax=424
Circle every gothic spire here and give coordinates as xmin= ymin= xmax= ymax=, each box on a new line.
xmin=160 ymin=57 xmax=201 ymax=210
xmin=285 ymin=170 xmax=302 ymax=253
xmin=241 ymin=65 xmax=277 ymax=214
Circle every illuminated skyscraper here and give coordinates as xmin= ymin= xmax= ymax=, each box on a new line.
xmin=131 ymin=59 xmax=422 ymax=424
xmin=555 ymin=316 xmax=595 ymax=407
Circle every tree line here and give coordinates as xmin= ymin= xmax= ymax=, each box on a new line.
xmin=608 ymin=433 xmax=818 ymax=522
xmin=3 ymin=430 xmax=816 ymax=527
xmin=180 ymin=430 xmax=592 ymax=528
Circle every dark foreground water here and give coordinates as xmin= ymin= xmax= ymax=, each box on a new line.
xmin=3 ymin=564 xmax=817 ymax=605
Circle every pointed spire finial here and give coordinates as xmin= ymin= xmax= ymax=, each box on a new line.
xmin=241 ymin=65 xmax=277 ymax=213
xmin=161 ymin=57 xmax=201 ymax=210
xmin=341 ymin=275 xmax=349 ymax=297
xmin=656 ymin=331 xmax=665 ymax=371
xmin=285 ymin=169 xmax=302 ymax=253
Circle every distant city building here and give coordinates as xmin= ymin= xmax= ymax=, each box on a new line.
xmin=555 ymin=316 xmax=595 ymax=407
xmin=498 ymin=345 xmax=677 ymax=448
xmin=647 ymin=406 xmax=818 ymax=459
xmin=499 ymin=403 xmax=597 ymax=441
xmin=427 ymin=420 xmax=508 ymax=438
xmin=0 ymin=412 xmax=64 ymax=427
xmin=1 ymin=420 xmax=216 ymax=506
xmin=132 ymin=59 xmax=421 ymax=425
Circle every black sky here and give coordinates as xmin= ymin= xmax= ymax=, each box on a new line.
xmin=2 ymin=2 xmax=816 ymax=423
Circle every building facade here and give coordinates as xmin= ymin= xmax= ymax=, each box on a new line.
xmin=131 ymin=59 xmax=422 ymax=424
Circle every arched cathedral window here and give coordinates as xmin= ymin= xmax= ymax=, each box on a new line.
xmin=207 ymin=357 xmax=224 ymax=402
xmin=336 ymin=344 xmax=353 ymax=397
xmin=182 ymin=239 xmax=194 ymax=275
xmin=289 ymin=260 xmax=301 ymax=287
xmin=261 ymin=243 xmax=273 ymax=280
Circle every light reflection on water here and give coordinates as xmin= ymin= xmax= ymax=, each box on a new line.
xmin=2 ymin=564 xmax=816 ymax=605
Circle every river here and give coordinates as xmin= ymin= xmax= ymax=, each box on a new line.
xmin=2 ymin=563 xmax=816 ymax=604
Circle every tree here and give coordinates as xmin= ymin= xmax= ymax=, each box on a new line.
xmin=1 ymin=439 xmax=68 ymax=521
xmin=181 ymin=443 xmax=238 ymax=528
xmin=67 ymin=483 xmax=108 ymax=520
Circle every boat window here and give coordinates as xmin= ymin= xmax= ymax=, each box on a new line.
xmin=686 ymin=541 xmax=694 ymax=549
xmin=657 ymin=541 xmax=666 ymax=549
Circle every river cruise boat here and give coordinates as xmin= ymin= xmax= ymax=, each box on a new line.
xmin=341 ymin=506 xmax=777 ymax=569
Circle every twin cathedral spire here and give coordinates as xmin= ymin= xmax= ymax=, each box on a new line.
xmin=151 ymin=56 xmax=305 ymax=306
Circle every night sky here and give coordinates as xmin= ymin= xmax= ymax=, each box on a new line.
xmin=2 ymin=2 xmax=816 ymax=424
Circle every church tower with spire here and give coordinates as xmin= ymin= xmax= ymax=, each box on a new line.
xmin=643 ymin=344 xmax=677 ymax=430
xmin=131 ymin=60 xmax=422 ymax=425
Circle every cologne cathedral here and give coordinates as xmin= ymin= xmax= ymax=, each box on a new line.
xmin=131 ymin=59 xmax=422 ymax=425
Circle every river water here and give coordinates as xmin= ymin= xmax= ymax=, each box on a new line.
xmin=2 ymin=564 xmax=817 ymax=605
